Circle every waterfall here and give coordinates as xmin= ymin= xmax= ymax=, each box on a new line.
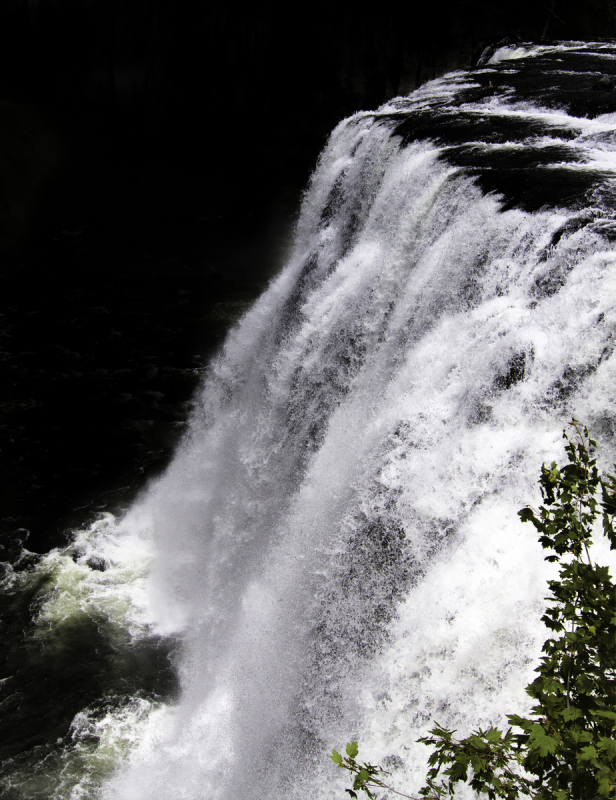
xmin=99 ymin=42 xmax=616 ymax=800
xmin=103 ymin=42 xmax=616 ymax=800
xmin=3 ymin=41 xmax=616 ymax=800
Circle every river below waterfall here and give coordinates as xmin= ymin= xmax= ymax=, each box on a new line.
xmin=3 ymin=41 xmax=616 ymax=800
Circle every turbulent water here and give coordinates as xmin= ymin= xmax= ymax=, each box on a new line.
xmin=3 ymin=41 xmax=616 ymax=800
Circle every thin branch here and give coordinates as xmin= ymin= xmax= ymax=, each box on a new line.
xmin=370 ymin=780 xmax=425 ymax=800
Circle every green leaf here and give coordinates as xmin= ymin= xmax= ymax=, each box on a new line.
xmin=469 ymin=755 xmax=484 ymax=774
xmin=331 ymin=749 xmax=343 ymax=765
xmin=356 ymin=768 xmax=370 ymax=786
xmin=346 ymin=742 xmax=359 ymax=759
xmin=528 ymin=724 xmax=557 ymax=756
xmin=448 ymin=760 xmax=469 ymax=782
xmin=598 ymin=776 xmax=612 ymax=796
xmin=468 ymin=735 xmax=487 ymax=750
xmin=598 ymin=737 xmax=616 ymax=758
xmin=577 ymin=744 xmax=598 ymax=763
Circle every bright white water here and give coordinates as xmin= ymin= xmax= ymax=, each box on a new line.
xmin=4 ymin=41 xmax=616 ymax=800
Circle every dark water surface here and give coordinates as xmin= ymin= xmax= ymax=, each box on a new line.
xmin=0 ymin=194 xmax=296 ymax=555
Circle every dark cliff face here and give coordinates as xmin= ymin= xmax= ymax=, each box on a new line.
xmin=1 ymin=0 xmax=616 ymax=253
xmin=1 ymin=0 xmax=616 ymax=550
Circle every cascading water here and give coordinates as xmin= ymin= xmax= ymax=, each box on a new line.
xmin=3 ymin=41 xmax=616 ymax=800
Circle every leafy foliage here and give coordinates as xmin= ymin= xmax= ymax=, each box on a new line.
xmin=332 ymin=421 xmax=616 ymax=800
xmin=330 ymin=741 xmax=414 ymax=799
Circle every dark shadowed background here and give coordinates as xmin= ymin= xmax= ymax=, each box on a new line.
xmin=1 ymin=0 xmax=615 ymax=553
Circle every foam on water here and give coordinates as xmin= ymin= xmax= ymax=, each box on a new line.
xmin=0 ymin=512 xmax=176 ymax=800
xmin=2 ymin=512 xmax=154 ymax=642
xmin=4 ymin=697 xmax=161 ymax=800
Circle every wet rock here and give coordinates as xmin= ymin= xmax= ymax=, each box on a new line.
xmin=593 ymin=75 xmax=614 ymax=90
